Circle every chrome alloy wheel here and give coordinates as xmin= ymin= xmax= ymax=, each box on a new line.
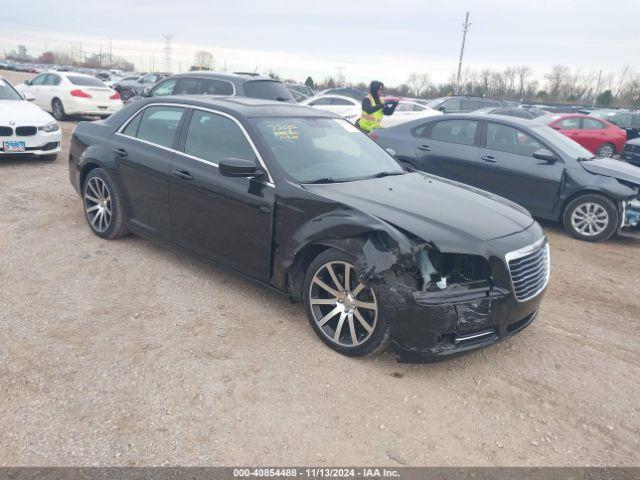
xmin=571 ymin=202 xmax=609 ymax=237
xmin=84 ymin=177 xmax=112 ymax=233
xmin=308 ymin=261 xmax=378 ymax=347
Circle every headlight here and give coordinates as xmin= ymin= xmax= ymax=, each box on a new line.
xmin=38 ymin=122 xmax=59 ymax=133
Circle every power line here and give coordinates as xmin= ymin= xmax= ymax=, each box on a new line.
xmin=455 ymin=11 xmax=471 ymax=94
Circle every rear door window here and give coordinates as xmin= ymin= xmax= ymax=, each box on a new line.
xmin=460 ymin=99 xmax=483 ymax=111
xmin=30 ymin=74 xmax=48 ymax=85
xmin=430 ymin=119 xmax=478 ymax=145
xmin=134 ymin=106 xmax=185 ymax=148
xmin=244 ymin=80 xmax=294 ymax=101
xmin=174 ymin=78 xmax=200 ymax=95
xmin=582 ymin=118 xmax=605 ymax=129
xmin=199 ymin=79 xmax=234 ymax=95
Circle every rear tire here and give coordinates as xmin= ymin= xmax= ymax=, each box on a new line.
xmin=82 ymin=167 xmax=128 ymax=240
xmin=562 ymin=193 xmax=619 ymax=242
xmin=303 ymin=249 xmax=391 ymax=357
xmin=52 ymin=98 xmax=66 ymax=121
xmin=597 ymin=142 xmax=615 ymax=158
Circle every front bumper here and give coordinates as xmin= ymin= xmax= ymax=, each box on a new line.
xmin=384 ymin=225 xmax=548 ymax=362
xmin=621 ymin=147 xmax=640 ymax=167
xmin=0 ymin=129 xmax=62 ymax=157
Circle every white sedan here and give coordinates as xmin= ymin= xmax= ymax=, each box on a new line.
xmin=0 ymin=76 xmax=61 ymax=160
xmin=15 ymin=71 xmax=123 ymax=120
xmin=301 ymin=95 xmax=442 ymax=127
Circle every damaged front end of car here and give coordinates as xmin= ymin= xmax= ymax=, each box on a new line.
xmin=348 ymin=227 xmax=548 ymax=362
xmin=619 ymin=197 xmax=640 ymax=238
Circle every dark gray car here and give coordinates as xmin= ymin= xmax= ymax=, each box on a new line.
xmin=139 ymin=72 xmax=295 ymax=103
xmin=374 ymin=113 xmax=640 ymax=242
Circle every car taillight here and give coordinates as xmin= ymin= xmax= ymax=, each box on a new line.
xmin=109 ymin=91 xmax=121 ymax=100
xmin=369 ymin=132 xmax=379 ymax=141
xmin=70 ymin=89 xmax=92 ymax=98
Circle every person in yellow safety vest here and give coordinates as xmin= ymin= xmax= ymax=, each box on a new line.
xmin=356 ymin=80 xmax=399 ymax=133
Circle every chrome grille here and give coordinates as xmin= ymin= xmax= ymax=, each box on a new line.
xmin=505 ymin=239 xmax=550 ymax=302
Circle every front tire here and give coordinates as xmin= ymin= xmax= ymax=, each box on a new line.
xmin=303 ymin=249 xmax=391 ymax=357
xmin=597 ymin=142 xmax=615 ymax=158
xmin=52 ymin=98 xmax=66 ymax=121
xmin=82 ymin=168 xmax=128 ymax=239
xmin=562 ymin=194 xmax=619 ymax=242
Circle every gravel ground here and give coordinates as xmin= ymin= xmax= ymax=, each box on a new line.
xmin=1 ymin=71 xmax=639 ymax=467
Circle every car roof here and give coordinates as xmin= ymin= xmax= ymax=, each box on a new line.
xmin=169 ymin=71 xmax=275 ymax=82
xmin=306 ymin=94 xmax=358 ymax=102
xmin=141 ymin=95 xmax=342 ymax=119
xmin=432 ymin=113 xmax=535 ymax=126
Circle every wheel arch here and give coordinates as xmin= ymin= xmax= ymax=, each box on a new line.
xmin=79 ymin=161 xmax=103 ymax=190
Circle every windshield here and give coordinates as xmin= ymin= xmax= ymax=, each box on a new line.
xmin=531 ymin=124 xmax=595 ymax=159
xmin=68 ymin=75 xmax=108 ymax=87
xmin=252 ymin=117 xmax=404 ymax=183
xmin=0 ymin=79 xmax=22 ymax=100
xmin=244 ymin=80 xmax=294 ymax=102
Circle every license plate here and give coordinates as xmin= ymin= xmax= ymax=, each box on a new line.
xmin=98 ymin=106 xmax=108 ymax=110
xmin=3 ymin=141 xmax=25 ymax=152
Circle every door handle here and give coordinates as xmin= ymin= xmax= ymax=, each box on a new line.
xmin=481 ymin=155 xmax=497 ymax=163
xmin=417 ymin=144 xmax=431 ymax=151
xmin=113 ymin=148 xmax=128 ymax=157
xmin=173 ymin=170 xmax=194 ymax=181
xmin=259 ymin=206 xmax=271 ymax=214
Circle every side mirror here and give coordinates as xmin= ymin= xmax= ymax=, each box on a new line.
xmin=385 ymin=148 xmax=397 ymax=157
xmin=24 ymin=79 xmax=31 ymax=86
xmin=142 ymin=87 xmax=152 ymax=97
xmin=22 ymin=92 xmax=35 ymax=102
xmin=533 ymin=148 xmax=558 ymax=162
xmin=551 ymin=125 xmax=562 ymax=130
xmin=219 ymin=158 xmax=263 ymax=178
xmin=437 ymin=106 xmax=446 ymax=113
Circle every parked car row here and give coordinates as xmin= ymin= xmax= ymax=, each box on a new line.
xmin=373 ymin=113 xmax=640 ymax=242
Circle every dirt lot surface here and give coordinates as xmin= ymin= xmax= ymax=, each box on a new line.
xmin=1 ymin=70 xmax=639 ymax=467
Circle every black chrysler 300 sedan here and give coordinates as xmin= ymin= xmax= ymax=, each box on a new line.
xmin=373 ymin=114 xmax=640 ymax=242
xmin=69 ymin=97 xmax=549 ymax=362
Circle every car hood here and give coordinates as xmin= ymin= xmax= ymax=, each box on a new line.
xmin=580 ymin=157 xmax=640 ymax=185
xmin=625 ymin=137 xmax=640 ymax=147
xmin=0 ymin=99 xmax=55 ymax=125
xmin=303 ymin=172 xmax=535 ymax=251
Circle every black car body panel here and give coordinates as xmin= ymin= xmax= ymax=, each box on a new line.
xmin=622 ymin=138 xmax=640 ymax=168
xmin=69 ymin=97 xmax=548 ymax=362
xmin=374 ymin=114 xmax=640 ymax=231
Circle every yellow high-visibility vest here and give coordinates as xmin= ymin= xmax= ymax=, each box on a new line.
xmin=358 ymin=94 xmax=384 ymax=132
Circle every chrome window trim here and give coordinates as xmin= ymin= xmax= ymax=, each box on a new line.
xmin=504 ymin=236 xmax=550 ymax=303
xmin=115 ymin=102 xmax=274 ymax=186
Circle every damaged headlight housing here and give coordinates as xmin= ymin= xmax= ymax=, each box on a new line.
xmin=418 ymin=248 xmax=492 ymax=292
xmin=622 ymin=198 xmax=640 ymax=228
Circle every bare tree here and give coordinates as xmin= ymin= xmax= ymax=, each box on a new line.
xmin=516 ymin=66 xmax=532 ymax=99
xmin=545 ymin=65 xmax=570 ymax=99
xmin=406 ymin=73 xmax=431 ymax=98
xmin=193 ymin=50 xmax=214 ymax=70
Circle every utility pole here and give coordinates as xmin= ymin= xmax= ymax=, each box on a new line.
xmin=162 ymin=34 xmax=174 ymax=73
xmin=455 ymin=11 xmax=471 ymax=95
xmin=593 ymin=70 xmax=602 ymax=107
xmin=335 ymin=66 xmax=346 ymax=86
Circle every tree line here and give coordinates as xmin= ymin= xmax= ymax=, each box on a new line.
xmin=303 ymin=65 xmax=640 ymax=108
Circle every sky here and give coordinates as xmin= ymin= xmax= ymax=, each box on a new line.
xmin=0 ymin=0 xmax=639 ymax=85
